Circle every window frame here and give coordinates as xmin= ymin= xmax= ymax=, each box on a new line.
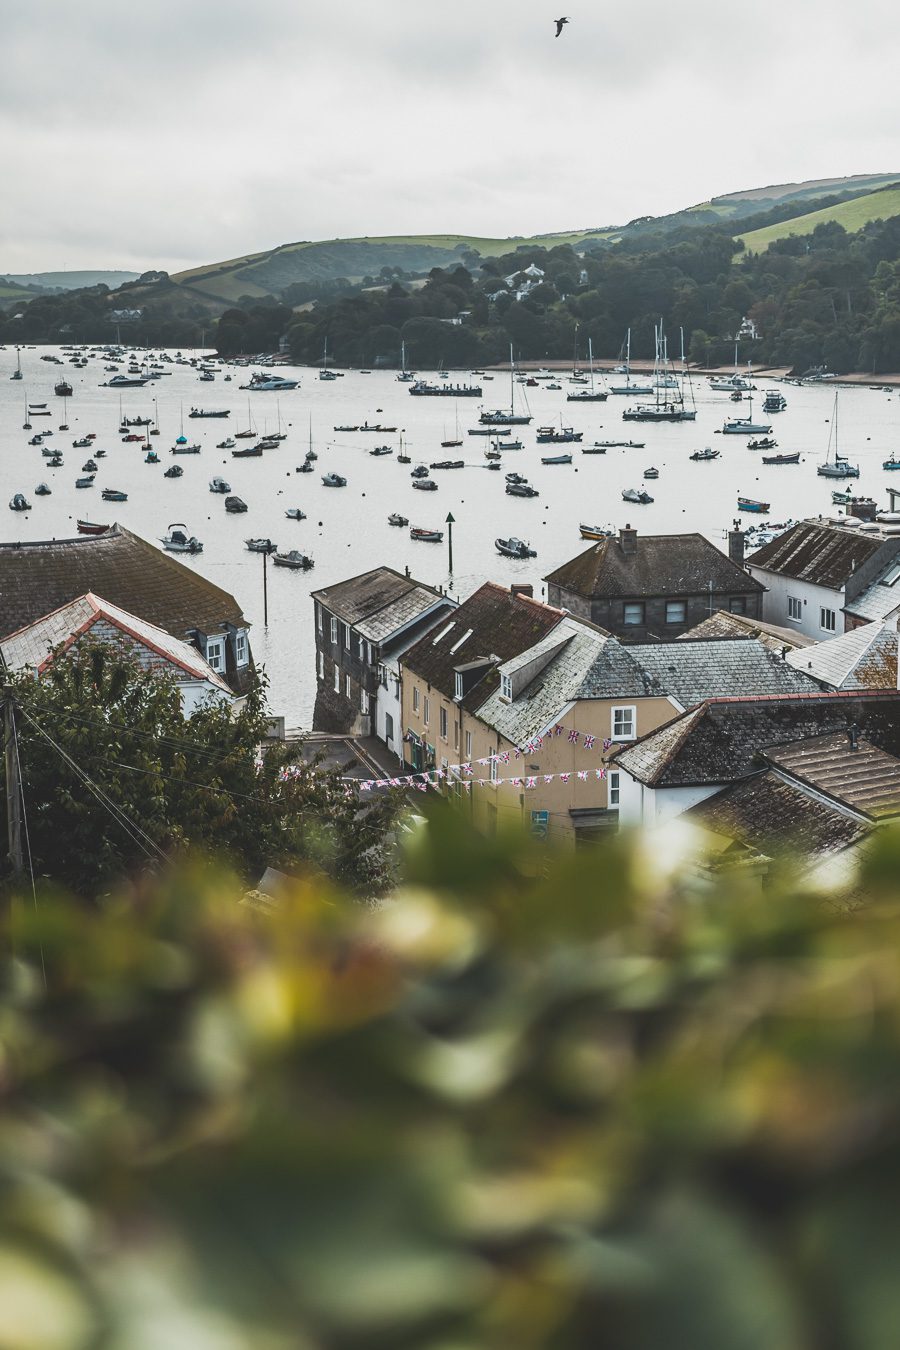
xmin=787 ymin=596 xmax=802 ymax=622
xmin=611 ymin=705 xmax=636 ymax=741
xmin=345 ymin=673 xmax=352 ymax=699
xmin=728 ymin=596 xmax=747 ymax=616
xmin=440 ymin=705 xmax=448 ymax=741
xmin=333 ymin=665 xmax=340 ymax=694
xmin=665 ymin=598 xmax=687 ymax=626
xmin=330 ymin=615 xmax=338 ymax=644
xmin=608 ymin=771 xmax=620 ymax=808
xmin=206 ymin=636 xmax=225 ymax=673
xmin=454 ymin=671 xmax=463 ymax=700
xmin=465 ymin=730 xmax=472 ymax=759
xmin=423 ymin=696 xmax=430 ymax=727
xmin=412 ymin=686 xmax=420 ymax=713
xmin=500 ymin=673 xmax=512 ymax=701
xmin=316 ymin=604 xmax=323 ymax=634
xmin=623 ymin=601 xmax=645 ymax=627
xmin=235 ymin=631 xmax=249 ymax=666
xmin=317 ymin=649 xmax=324 ymax=680
xmin=820 ymin=607 xmax=836 ymax=633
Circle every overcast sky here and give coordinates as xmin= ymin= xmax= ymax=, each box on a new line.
xmin=2 ymin=0 xmax=898 ymax=274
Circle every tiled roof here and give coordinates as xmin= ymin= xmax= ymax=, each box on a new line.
xmin=683 ymin=771 xmax=869 ymax=859
xmin=402 ymin=583 xmax=564 ymax=709
xmin=624 ymin=637 xmax=819 ymax=707
xmin=544 ymin=532 xmax=762 ymax=599
xmin=0 ymin=592 xmax=232 ymax=693
xmin=746 ymin=520 xmax=891 ymax=589
xmin=844 ymin=557 xmax=900 ymax=623
xmin=613 ymin=691 xmax=900 ymax=788
xmin=786 ymin=622 xmax=898 ymax=690
xmin=680 ymin=610 xmax=814 ymax=652
xmin=477 ymin=617 xmax=608 ymax=745
xmin=0 ymin=526 xmax=246 ymax=642
xmin=311 ymin=567 xmax=444 ymax=638
xmin=763 ymin=733 xmax=900 ymax=820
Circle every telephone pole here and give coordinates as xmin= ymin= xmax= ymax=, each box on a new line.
xmin=3 ymin=692 xmax=23 ymax=880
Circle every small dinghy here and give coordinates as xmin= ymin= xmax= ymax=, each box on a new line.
xmin=225 ymin=496 xmax=248 ymax=513
xmin=245 ymin=537 xmax=277 ymax=553
xmin=145 ymin=451 xmax=160 ymax=464
xmin=410 ymin=464 xmax=429 ymax=477
xmin=541 ymin=453 xmax=573 ymax=465
xmin=643 ymin=467 xmax=659 ymax=479
xmin=9 ymin=493 xmax=31 ymax=511
xmin=273 ymin=550 xmax=314 ymax=570
xmin=748 ymin=437 xmax=777 ymax=451
xmin=77 ymin=520 xmax=110 ymax=535
xmin=232 ymin=445 xmax=264 ymax=458
xmin=370 ymin=445 xmax=393 ymax=456
xmin=322 ymin=473 xmax=346 ymax=487
xmin=216 ymin=438 xmax=236 ymax=449
xmin=161 ymin=522 xmax=203 ymax=553
xmin=285 ymin=507 xmax=307 ymax=520
xmin=506 ymin=479 xmax=539 ymax=497
xmin=388 ymin=513 xmax=409 ymax=526
xmin=102 ymin=488 xmax=128 ymax=501
xmin=429 ymin=459 xmax=464 ymax=470
xmin=164 ymin=465 xmax=183 ymax=479
xmin=209 ymin=477 xmax=231 ymax=493
xmin=34 ymin=483 xmax=51 ymax=496
xmin=495 ymin=536 xmax=536 ymax=559
xmin=410 ymin=526 xmax=443 ymax=542
xmin=690 ymin=447 xmax=720 ymax=461
xmin=762 ymin=452 xmax=800 ymax=465
xmin=737 ymin=495 xmax=771 ymax=513
xmin=75 ymin=475 xmax=95 ymax=488
xmin=412 ymin=477 xmax=438 ymax=490
xmin=622 ymin=487 xmax=653 ymax=504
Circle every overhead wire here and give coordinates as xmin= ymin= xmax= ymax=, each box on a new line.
xmin=11 ymin=704 xmax=46 ymax=988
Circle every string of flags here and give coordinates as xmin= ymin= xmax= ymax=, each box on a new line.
xmin=354 ymin=765 xmax=610 ymax=794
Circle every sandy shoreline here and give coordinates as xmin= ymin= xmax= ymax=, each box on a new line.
xmin=487 ymin=359 xmax=900 ymax=387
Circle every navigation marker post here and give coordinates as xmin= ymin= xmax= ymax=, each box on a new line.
xmin=446 ymin=512 xmax=455 ymax=575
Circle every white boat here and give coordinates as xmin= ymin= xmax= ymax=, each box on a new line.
xmin=209 ymin=478 xmax=231 ymax=493
xmin=479 ymin=344 xmax=533 ymax=424
xmin=322 ymin=473 xmax=347 ymax=487
xmin=319 ymin=337 xmax=338 ymax=380
xmin=622 ymin=322 xmax=697 ymax=422
xmin=240 ymin=373 xmax=299 ymax=392
xmin=161 ymin=522 xmax=203 ymax=553
xmin=496 ymin=536 xmax=536 ymax=558
xmin=273 ymin=550 xmax=314 ymax=570
xmin=817 ymin=392 xmax=860 ymax=479
xmin=608 ymin=329 xmax=653 ymax=395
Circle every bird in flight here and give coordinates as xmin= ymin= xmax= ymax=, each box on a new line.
xmin=554 ymin=16 xmax=570 ymax=36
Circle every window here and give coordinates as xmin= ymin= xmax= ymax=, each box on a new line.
xmin=333 ymin=666 xmax=340 ymax=694
xmin=385 ymin=713 xmax=394 ymax=743
xmin=882 ymin=562 xmax=900 ymax=587
xmin=465 ymin=730 xmax=472 ymax=759
xmin=623 ymin=602 xmax=644 ymax=626
xmin=612 ymin=706 xmax=636 ymax=741
xmin=330 ymin=616 xmax=338 ymax=644
xmin=343 ymin=623 xmax=351 ymax=649
xmin=454 ymin=719 xmax=459 ymax=750
xmin=206 ymin=637 xmax=224 ymax=672
xmin=358 ymin=635 xmax=366 ymax=660
xmin=360 ymin=688 xmax=369 ymax=715
xmin=234 ymin=631 xmax=248 ymax=666
xmin=665 ymin=599 xmax=687 ymax=625
xmin=490 ymin=754 xmax=499 ymax=783
xmin=423 ymin=696 xmax=430 ymax=727
xmin=608 ymin=772 xmax=620 ymax=808
xmin=787 ymin=596 xmax=802 ymax=622
xmin=500 ymin=674 xmax=512 ymax=701
xmin=454 ymin=671 xmax=463 ymax=700
xmin=729 ymin=596 xmax=746 ymax=615
xmin=820 ymin=607 xmax=836 ymax=633
xmin=317 ymin=650 xmax=324 ymax=680
xmin=413 ymin=686 xmax=420 ymax=713
xmin=367 ymin=641 xmax=374 ymax=666
xmin=440 ymin=706 xmax=448 ymax=740
xmin=345 ymin=674 xmax=352 ymax=698
xmin=316 ymin=604 xmax=323 ymax=634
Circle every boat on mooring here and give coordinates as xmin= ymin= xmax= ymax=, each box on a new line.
xmin=495 ymin=536 xmax=536 ymax=559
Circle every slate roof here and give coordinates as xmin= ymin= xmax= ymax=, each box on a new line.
xmin=683 ymin=771 xmax=869 ymax=859
xmin=477 ymin=617 xmax=608 ymax=745
xmin=544 ymin=532 xmax=762 ymax=599
xmin=680 ymin=610 xmax=814 ymax=652
xmin=763 ymin=733 xmax=900 ymax=820
xmin=401 ymin=583 xmax=564 ymax=710
xmin=0 ymin=592 xmax=232 ymax=693
xmin=311 ymin=567 xmax=446 ymax=640
xmin=843 ymin=557 xmax=900 ymax=623
xmin=623 ymin=637 xmax=819 ymax=707
xmin=613 ymin=691 xmax=900 ymax=788
xmin=0 ymin=525 xmax=246 ymax=643
xmin=746 ymin=520 xmax=891 ymax=589
xmin=786 ymin=622 xmax=898 ymax=690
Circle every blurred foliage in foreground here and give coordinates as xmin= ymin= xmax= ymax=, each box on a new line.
xmin=2 ymin=810 xmax=900 ymax=1349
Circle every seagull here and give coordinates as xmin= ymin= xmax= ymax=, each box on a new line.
xmin=554 ymin=15 xmax=570 ymax=36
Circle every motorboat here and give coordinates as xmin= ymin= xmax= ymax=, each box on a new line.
xmin=388 ymin=513 xmax=409 ymax=526
xmin=429 ymin=459 xmax=464 ymax=469
xmin=762 ymin=452 xmax=800 ymax=465
xmin=643 ymin=467 xmax=659 ymax=479
xmin=285 ymin=507 xmax=307 ymax=520
xmin=163 ymin=466 xmax=183 ymax=479
xmin=216 ymin=438 xmax=236 ymax=449
xmin=145 ymin=451 xmax=160 ymax=464
xmin=189 ymin=407 xmax=230 ymax=418
xmin=273 ymin=550 xmax=314 ymax=570
xmin=101 ymin=488 xmax=128 ymax=501
xmin=171 ymin=442 xmax=201 ymax=454
xmin=721 ymin=417 xmax=773 ymax=435
xmin=763 ymin=391 xmax=788 ymax=412
xmin=209 ymin=477 xmax=231 ymax=493
xmin=505 ymin=480 xmax=539 ymax=497
xmin=295 ymin=460 xmax=313 ymax=472
xmin=370 ymin=445 xmax=393 ymax=456
xmin=75 ymin=475 xmax=95 ymax=488
xmin=225 ymin=497 xmax=248 ymax=513
xmin=246 ymin=538 xmax=277 ymax=553
xmin=541 ymin=453 xmax=573 ymax=465
xmin=232 ymin=445 xmax=263 ymax=458
xmin=883 ymin=456 xmax=900 ymax=470
xmin=622 ymin=487 xmax=653 ymax=504
xmin=73 ymin=437 xmax=92 ymax=448
xmin=738 ymin=496 xmax=771 ymax=513
xmin=9 ymin=494 xmax=31 ymax=511
xmin=536 ymin=426 xmax=583 ymax=443
xmin=103 ymin=374 xmax=148 ymax=387
xmin=322 ymin=473 xmax=347 ymax=487
xmin=747 ymin=437 xmax=778 ymax=451
xmin=76 ymin=520 xmax=110 ymax=535
xmin=579 ymin=523 xmax=615 ymax=540
xmin=81 ymin=459 xmax=98 ymax=472
xmin=410 ymin=464 xmax=429 ymax=477
xmin=690 ymin=448 xmax=720 ymax=461
xmin=410 ymin=527 xmax=443 ymax=542
xmin=54 ymin=380 xmax=73 ymax=397
xmin=161 ymin=523 xmax=203 ymax=553
xmin=593 ymin=439 xmax=646 ymax=449
xmin=239 ymin=373 xmax=299 ymax=391
xmin=468 ymin=426 xmax=511 ymax=436
xmin=412 ymin=477 xmax=438 ymax=490
xmin=495 ymin=537 xmax=536 ymax=559
xmin=34 ymin=483 xmax=51 ymax=496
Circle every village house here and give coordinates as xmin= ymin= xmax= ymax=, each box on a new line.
xmin=842 ymin=551 xmax=900 ymax=629
xmin=544 ymin=526 xmax=763 ymax=640
xmin=745 ymin=519 xmax=900 ymax=641
xmin=311 ymin=567 xmax=455 ymax=750
xmin=0 ymin=593 xmax=234 ymax=715
xmin=0 ymin=525 xmax=253 ymax=695
xmin=679 ymin=609 xmax=814 ymax=653
xmin=785 ymin=621 xmax=898 ymax=690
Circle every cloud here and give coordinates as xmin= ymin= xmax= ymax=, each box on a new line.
xmin=1 ymin=0 xmax=898 ymax=272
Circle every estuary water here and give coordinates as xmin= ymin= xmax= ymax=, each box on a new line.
xmin=1 ymin=345 xmax=898 ymax=726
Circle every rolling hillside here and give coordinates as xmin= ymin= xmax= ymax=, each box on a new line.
xmin=736 ymin=183 xmax=900 ymax=253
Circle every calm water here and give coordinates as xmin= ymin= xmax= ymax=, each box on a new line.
xmin=1 ymin=345 xmax=897 ymax=726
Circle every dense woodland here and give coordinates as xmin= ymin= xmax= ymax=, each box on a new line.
xmin=5 ymin=190 xmax=900 ymax=372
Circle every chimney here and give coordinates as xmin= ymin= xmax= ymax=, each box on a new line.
xmin=511 ymin=583 xmax=533 ymax=598
xmin=728 ymin=528 xmax=745 ymax=566
xmin=848 ymin=723 xmax=860 ymax=752
xmin=619 ymin=524 xmax=638 ymax=556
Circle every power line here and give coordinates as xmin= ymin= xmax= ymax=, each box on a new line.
xmin=12 ymin=709 xmax=46 ymax=989
xmin=45 ymin=707 xmax=240 ymax=764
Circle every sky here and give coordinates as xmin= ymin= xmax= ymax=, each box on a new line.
xmin=2 ymin=0 xmax=899 ymax=275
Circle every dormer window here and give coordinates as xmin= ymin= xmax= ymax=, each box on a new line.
xmin=500 ymin=674 xmax=512 ymax=702
xmin=454 ymin=672 xmax=463 ymax=700
xmin=206 ymin=637 xmax=225 ymax=673
xmin=235 ymin=631 xmax=248 ymax=667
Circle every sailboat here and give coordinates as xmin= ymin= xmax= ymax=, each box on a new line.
xmin=319 ymin=336 xmax=338 ymax=381
xmin=816 ymin=392 xmax=860 ymax=479
xmin=721 ymin=366 xmax=773 ymax=434
xmin=397 ymin=340 xmax=414 ymax=382
xmin=441 ymin=402 xmax=463 ymax=448
xmin=478 ymin=345 xmax=533 ymax=425
xmin=710 ymin=343 xmax=754 ymax=392
xmin=608 ymin=329 xmax=653 ymax=396
xmin=10 ymin=347 xmax=22 ymax=381
xmin=235 ymin=399 xmax=256 ymax=438
xmin=622 ymin=322 xmax=697 ymax=422
xmin=567 ymin=339 xmax=607 ymax=402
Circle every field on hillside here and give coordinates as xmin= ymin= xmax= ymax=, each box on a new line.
xmin=737 ymin=185 xmax=900 ymax=253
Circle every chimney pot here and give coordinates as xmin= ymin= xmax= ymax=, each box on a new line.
xmin=511 ymin=583 xmax=533 ymax=598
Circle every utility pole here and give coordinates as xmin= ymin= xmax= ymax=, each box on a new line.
xmin=446 ymin=512 xmax=455 ymax=576
xmin=3 ymin=692 xmax=23 ymax=880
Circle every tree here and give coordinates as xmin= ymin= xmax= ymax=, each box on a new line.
xmin=5 ymin=644 xmax=400 ymax=896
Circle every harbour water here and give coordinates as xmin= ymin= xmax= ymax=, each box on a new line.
xmin=2 ymin=346 xmax=898 ymax=726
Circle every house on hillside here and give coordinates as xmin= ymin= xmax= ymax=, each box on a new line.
xmin=785 ymin=622 xmax=898 ymax=690
xmin=311 ymin=567 xmax=456 ymax=749
xmin=745 ymin=519 xmax=900 ymax=641
xmin=0 ymin=525 xmax=253 ymax=695
xmin=544 ymin=526 xmax=763 ymax=640
xmin=0 ymin=593 xmax=234 ymax=715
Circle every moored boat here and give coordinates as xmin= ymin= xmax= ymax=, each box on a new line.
xmin=246 ymin=537 xmax=277 ymax=553
xmin=412 ymin=477 xmax=438 ymax=490
xmin=285 ymin=507 xmax=307 ymax=520
xmin=322 ymin=473 xmax=347 ymax=487
xmin=738 ymin=495 xmax=771 ymax=513
xmin=225 ymin=497 xmax=248 ymax=513
xmin=505 ymin=479 xmax=539 ymax=497
xmin=388 ymin=513 xmax=409 ymax=526
xmin=410 ymin=527 xmax=443 ymax=542
xmin=273 ymin=550 xmax=314 ymax=570
xmin=690 ymin=447 xmax=720 ymax=461
xmin=579 ymin=523 xmax=615 ymax=540
xmin=101 ymin=488 xmax=128 ymax=501
xmin=163 ymin=465 xmax=183 ymax=479
xmin=9 ymin=493 xmax=31 ymax=511
xmin=495 ymin=536 xmax=536 ymax=559
xmin=622 ymin=487 xmax=653 ymax=504
xmin=762 ymin=452 xmax=800 ymax=465
xmin=209 ymin=477 xmax=231 ymax=493
xmin=76 ymin=520 xmax=110 ymax=535
xmin=541 ymin=453 xmax=573 ymax=465
xmin=160 ymin=522 xmax=202 ymax=553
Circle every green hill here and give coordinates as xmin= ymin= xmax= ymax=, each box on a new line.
xmin=736 ymin=183 xmax=900 ymax=253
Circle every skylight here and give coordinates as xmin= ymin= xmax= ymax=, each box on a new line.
xmin=431 ymin=621 xmax=456 ymax=645
xmin=881 ymin=563 xmax=900 ymax=587
xmin=449 ymin=628 xmax=474 ymax=654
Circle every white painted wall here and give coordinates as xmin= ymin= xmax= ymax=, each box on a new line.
xmin=747 ymin=566 xmax=846 ymax=640
xmin=376 ymin=659 xmax=404 ymax=765
xmin=617 ymin=771 xmax=720 ymax=827
xmin=180 ymin=679 xmax=234 ymax=717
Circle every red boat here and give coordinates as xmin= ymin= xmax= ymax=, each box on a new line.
xmin=76 ymin=520 xmax=110 ymax=535
xmin=121 ymin=433 xmax=144 ymax=442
